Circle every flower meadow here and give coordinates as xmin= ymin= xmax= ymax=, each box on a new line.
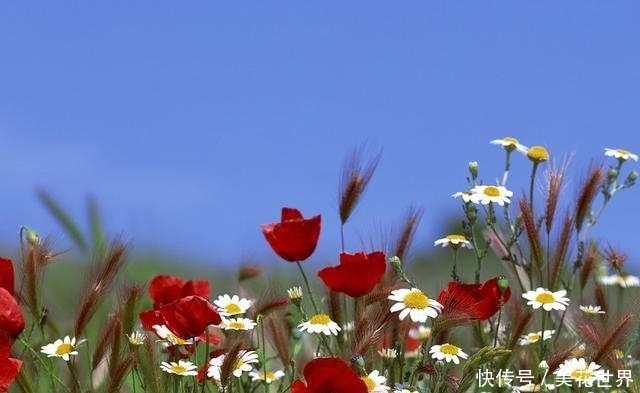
xmin=1 ymin=139 xmax=640 ymax=393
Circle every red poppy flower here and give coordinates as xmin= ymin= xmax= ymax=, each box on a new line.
xmin=140 ymin=296 xmax=221 ymax=340
xmin=318 ymin=251 xmax=386 ymax=297
xmin=0 ymin=332 xmax=21 ymax=391
xmin=0 ymin=257 xmax=14 ymax=295
xmin=291 ymin=357 xmax=367 ymax=393
xmin=261 ymin=208 xmax=321 ymax=262
xmin=437 ymin=277 xmax=511 ymax=321
xmin=148 ymin=275 xmax=211 ymax=309
xmin=0 ymin=288 xmax=24 ymax=339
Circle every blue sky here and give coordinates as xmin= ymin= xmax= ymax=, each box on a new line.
xmin=1 ymin=2 xmax=639 ymax=268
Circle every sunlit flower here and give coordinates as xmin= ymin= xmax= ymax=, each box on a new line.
xmin=207 ymin=350 xmax=259 ymax=380
xmin=522 ymin=288 xmax=569 ymax=311
xmin=127 ymin=331 xmax=146 ymax=345
xmin=429 ymin=343 xmax=468 ymax=364
xmin=298 ymin=314 xmax=341 ymax=336
xmin=221 ymin=317 xmax=257 ymax=331
xmin=360 ymin=370 xmax=390 ymax=392
xmin=490 ymin=137 xmax=528 ymax=153
xmin=434 ymin=234 xmax=472 ymax=249
xmin=526 ymin=146 xmax=549 ymax=162
xmin=599 ymin=273 xmax=640 ymax=288
xmin=579 ymin=305 xmax=606 ymax=314
xmin=160 ymin=360 xmax=198 ymax=376
xmin=513 ymin=383 xmax=556 ymax=392
xmin=469 ymin=185 xmax=513 ymax=206
xmin=388 ymin=288 xmax=443 ymax=323
xmin=41 ymin=336 xmax=83 ymax=361
xmin=518 ymin=330 xmax=555 ymax=345
xmin=214 ymin=294 xmax=253 ymax=316
xmin=452 ymin=191 xmax=473 ymax=203
xmin=287 ymin=286 xmax=303 ymax=300
xmin=554 ymin=357 xmax=607 ymax=385
xmin=605 ymin=148 xmax=639 ymax=162
xmin=249 ymin=369 xmax=286 ymax=383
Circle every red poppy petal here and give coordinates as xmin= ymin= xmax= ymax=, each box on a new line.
xmin=159 ymin=296 xmax=222 ymax=339
xmin=303 ymin=358 xmax=367 ymax=393
xmin=318 ymin=251 xmax=385 ymax=297
xmin=291 ymin=380 xmax=307 ymax=393
xmin=183 ymin=279 xmax=211 ymax=300
xmin=0 ymin=257 xmax=14 ymax=295
xmin=262 ymin=211 xmax=321 ymax=262
xmin=281 ymin=207 xmax=304 ymax=221
xmin=149 ymin=275 xmax=186 ymax=308
xmin=0 ymin=357 xmax=21 ymax=391
xmin=0 ymin=288 xmax=24 ymax=338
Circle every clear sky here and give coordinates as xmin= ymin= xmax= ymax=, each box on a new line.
xmin=1 ymin=2 xmax=639 ymax=268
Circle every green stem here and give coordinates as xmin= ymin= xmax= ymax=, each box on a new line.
xmin=295 ymin=261 xmax=319 ymax=314
xmin=539 ymin=311 xmax=548 ymax=361
xmin=529 ymin=162 xmax=540 ymax=213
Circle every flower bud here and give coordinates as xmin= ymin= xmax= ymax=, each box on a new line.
xmin=468 ymin=161 xmax=479 ymax=180
xmin=22 ymin=226 xmax=41 ymax=246
xmin=526 ymin=146 xmax=549 ymax=162
xmin=497 ymin=276 xmax=509 ymax=292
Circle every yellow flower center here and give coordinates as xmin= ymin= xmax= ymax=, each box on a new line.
xmin=503 ymin=137 xmax=519 ymax=145
xmin=233 ymin=358 xmax=244 ymax=370
xmin=616 ymin=149 xmax=630 ymax=156
xmin=446 ymin=234 xmax=466 ymax=242
xmin=403 ymin=291 xmax=429 ymax=309
xmin=225 ymin=303 xmax=242 ymax=314
xmin=527 ymin=333 xmax=541 ymax=342
xmin=483 ymin=186 xmax=501 ymax=197
xmin=229 ymin=321 xmax=246 ymax=330
xmin=527 ymin=146 xmax=549 ymax=162
xmin=570 ymin=367 xmax=592 ymax=381
xmin=55 ymin=343 xmax=74 ymax=356
xmin=534 ymin=292 xmax=556 ymax=304
xmin=171 ymin=365 xmax=188 ymax=374
xmin=167 ymin=332 xmax=187 ymax=345
xmin=309 ymin=314 xmax=332 ymax=325
xmin=440 ymin=343 xmax=460 ymax=355
xmin=259 ymin=371 xmax=276 ymax=382
xmin=361 ymin=376 xmax=376 ymax=390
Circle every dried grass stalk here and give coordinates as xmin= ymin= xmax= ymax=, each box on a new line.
xmin=338 ymin=146 xmax=381 ymax=224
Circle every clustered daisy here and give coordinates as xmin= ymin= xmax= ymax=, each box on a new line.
xmin=579 ymin=305 xmax=606 ymax=314
xmin=469 ymin=185 xmax=513 ymax=206
xmin=207 ymin=350 xmax=259 ymax=380
xmin=517 ymin=330 xmax=555 ymax=345
xmin=249 ymin=369 xmax=286 ymax=383
xmin=554 ymin=357 xmax=607 ymax=385
xmin=605 ymin=147 xmax=639 ymax=161
xmin=221 ymin=317 xmax=257 ymax=331
xmin=490 ymin=137 xmax=528 ymax=153
xmin=388 ymin=288 xmax=443 ymax=323
xmin=214 ymin=294 xmax=253 ymax=316
xmin=599 ymin=273 xmax=640 ymax=288
xmin=361 ymin=370 xmax=390 ymax=392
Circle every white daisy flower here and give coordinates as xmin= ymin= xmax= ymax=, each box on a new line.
xmin=409 ymin=325 xmax=432 ymax=341
xmin=452 ymin=191 xmax=473 ymax=203
xmin=393 ymin=389 xmax=419 ymax=393
xmin=207 ymin=350 xmax=259 ymax=380
xmin=429 ymin=343 xmax=468 ymax=365
xmin=522 ymin=288 xmax=570 ymax=311
xmin=221 ymin=317 xmax=257 ymax=331
xmin=554 ymin=357 xmax=607 ymax=385
xmin=360 ymin=370 xmax=390 ymax=392
xmin=469 ymin=185 xmax=513 ymax=206
xmin=153 ymin=324 xmax=195 ymax=346
xmin=214 ymin=294 xmax=253 ymax=316
xmin=287 ymin=286 xmax=303 ymax=300
xmin=127 ymin=331 xmax=146 ymax=345
xmin=605 ymin=148 xmax=639 ymax=162
xmin=160 ymin=360 xmax=198 ymax=376
xmin=434 ymin=234 xmax=472 ymax=249
xmin=298 ymin=314 xmax=341 ymax=336
xmin=41 ymin=336 xmax=84 ymax=361
xmin=249 ymin=369 xmax=286 ymax=383
xmin=378 ymin=348 xmax=397 ymax=359
xmin=490 ymin=137 xmax=528 ymax=153
xmin=517 ymin=330 xmax=555 ymax=345
xmin=513 ymin=383 xmax=556 ymax=392
xmin=579 ymin=305 xmax=606 ymax=314
xmin=599 ymin=273 xmax=640 ymax=288
xmin=388 ymin=288 xmax=443 ymax=323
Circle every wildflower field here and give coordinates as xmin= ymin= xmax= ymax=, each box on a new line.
xmin=1 ymin=138 xmax=640 ymax=393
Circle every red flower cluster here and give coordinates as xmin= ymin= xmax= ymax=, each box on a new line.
xmin=291 ymin=357 xmax=367 ymax=393
xmin=318 ymin=251 xmax=386 ymax=297
xmin=262 ymin=208 xmax=321 ymax=262
xmin=437 ymin=277 xmax=511 ymax=320
xmin=0 ymin=257 xmax=23 ymax=391
xmin=140 ymin=275 xmax=221 ymax=343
